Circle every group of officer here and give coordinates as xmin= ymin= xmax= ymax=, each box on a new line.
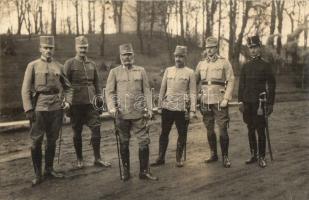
xmin=21 ymin=34 xmax=276 ymax=186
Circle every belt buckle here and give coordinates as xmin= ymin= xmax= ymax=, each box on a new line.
xmin=208 ymin=81 xmax=211 ymax=85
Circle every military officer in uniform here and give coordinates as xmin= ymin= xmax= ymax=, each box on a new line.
xmin=195 ymin=36 xmax=235 ymax=168
xmin=105 ymin=43 xmax=157 ymax=181
xmin=151 ymin=45 xmax=196 ymax=168
xmin=64 ymin=36 xmax=111 ymax=168
xmin=21 ymin=36 xmax=73 ymax=186
xmin=238 ymin=35 xmax=276 ymax=168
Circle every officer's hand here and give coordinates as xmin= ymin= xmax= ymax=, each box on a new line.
xmin=26 ymin=110 xmax=36 ymax=122
xmin=239 ymin=103 xmax=244 ymax=113
xmin=157 ymin=108 xmax=162 ymax=115
xmin=147 ymin=110 xmax=153 ymax=120
xmin=189 ymin=111 xmax=197 ymax=120
xmin=220 ymin=99 xmax=228 ymax=108
xmin=267 ymin=105 xmax=273 ymax=116
xmin=62 ymin=102 xmax=70 ymax=112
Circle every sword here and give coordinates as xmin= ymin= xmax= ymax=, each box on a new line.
xmin=113 ymin=110 xmax=123 ymax=180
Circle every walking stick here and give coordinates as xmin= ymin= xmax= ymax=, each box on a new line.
xmin=259 ymin=92 xmax=274 ymax=161
xmin=113 ymin=111 xmax=123 ymax=180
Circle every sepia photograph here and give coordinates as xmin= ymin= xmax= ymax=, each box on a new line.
xmin=0 ymin=0 xmax=308 ymax=199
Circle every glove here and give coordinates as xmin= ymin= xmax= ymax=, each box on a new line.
xmin=147 ymin=110 xmax=153 ymax=120
xmin=267 ymin=105 xmax=273 ymax=116
xmin=157 ymin=108 xmax=162 ymax=114
xmin=62 ymin=102 xmax=70 ymax=112
xmin=26 ymin=110 xmax=36 ymax=122
xmin=239 ymin=103 xmax=244 ymax=113
xmin=220 ymin=99 xmax=228 ymax=108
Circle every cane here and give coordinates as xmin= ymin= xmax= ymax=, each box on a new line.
xmin=113 ymin=111 xmax=123 ymax=180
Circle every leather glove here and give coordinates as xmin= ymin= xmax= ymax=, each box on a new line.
xmin=62 ymin=102 xmax=70 ymax=112
xmin=26 ymin=110 xmax=36 ymax=122
xmin=267 ymin=105 xmax=273 ymax=116
xmin=220 ymin=99 xmax=228 ymax=108
xmin=239 ymin=103 xmax=244 ymax=113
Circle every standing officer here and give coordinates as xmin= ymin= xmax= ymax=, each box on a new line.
xmin=21 ymin=36 xmax=73 ymax=186
xmin=63 ymin=36 xmax=111 ymax=168
xmin=105 ymin=43 xmax=157 ymax=181
xmin=151 ymin=45 xmax=196 ymax=168
xmin=238 ymin=35 xmax=276 ymax=168
xmin=195 ymin=36 xmax=235 ymax=168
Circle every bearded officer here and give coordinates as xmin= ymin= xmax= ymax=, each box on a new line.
xmin=21 ymin=36 xmax=73 ymax=186
xmin=195 ymin=36 xmax=235 ymax=168
xmin=238 ymin=35 xmax=276 ymax=168
xmin=151 ymin=45 xmax=196 ymax=168
xmin=105 ymin=43 xmax=157 ymax=181
xmin=63 ymin=36 xmax=111 ymax=168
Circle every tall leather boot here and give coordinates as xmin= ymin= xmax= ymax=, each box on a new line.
xmin=151 ymin=141 xmax=168 ymax=166
xmin=220 ymin=135 xmax=231 ymax=168
xmin=31 ymin=146 xmax=42 ymax=186
xmin=120 ymin=144 xmax=130 ymax=181
xmin=44 ymin=143 xmax=64 ymax=179
xmin=176 ymin=136 xmax=185 ymax=167
xmin=139 ymin=145 xmax=158 ymax=181
xmin=205 ymin=133 xmax=218 ymax=163
xmin=73 ymin=135 xmax=83 ymax=168
xmin=257 ymin=127 xmax=267 ymax=168
xmin=245 ymin=128 xmax=258 ymax=164
xmin=92 ymin=137 xmax=111 ymax=167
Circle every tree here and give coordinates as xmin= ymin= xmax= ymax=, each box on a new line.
xmin=112 ymin=0 xmax=123 ymax=33
xmin=100 ymin=0 xmax=107 ymax=56
xmin=73 ymin=0 xmax=79 ymax=35
xmin=268 ymin=0 xmax=276 ymax=47
xmin=276 ymin=0 xmax=285 ymax=54
xmin=136 ymin=0 xmax=144 ymax=53
xmin=205 ymin=0 xmax=217 ymax=38
xmin=179 ymin=0 xmax=184 ymax=42
xmin=88 ymin=0 xmax=93 ymax=33
xmin=24 ymin=0 xmax=32 ymax=37
xmin=14 ymin=0 xmax=26 ymax=35
xmin=81 ymin=1 xmax=84 ymax=34
xmin=51 ymin=0 xmax=57 ymax=35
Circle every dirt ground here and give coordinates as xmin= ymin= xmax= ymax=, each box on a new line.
xmin=0 ymin=100 xmax=308 ymax=200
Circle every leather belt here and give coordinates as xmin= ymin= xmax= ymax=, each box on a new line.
xmin=201 ymin=80 xmax=226 ymax=86
xmin=38 ymin=90 xmax=59 ymax=95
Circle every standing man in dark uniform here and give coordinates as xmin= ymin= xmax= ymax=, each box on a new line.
xmin=105 ymin=43 xmax=157 ymax=181
xmin=195 ymin=36 xmax=235 ymax=168
xmin=21 ymin=36 xmax=73 ymax=186
xmin=238 ymin=35 xmax=276 ymax=168
xmin=64 ymin=36 xmax=111 ymax=168
xmin=151 ymin=45 xmax=196 ymax=168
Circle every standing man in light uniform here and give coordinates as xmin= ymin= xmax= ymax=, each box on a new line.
xmin=195 ymin=36 xmax=235 ymax=168
xmin=21 ymin=36 xmax=73 ymax=186
xmin=64 ymin=36 xmax=111 ymax=168
xmin=105 ymin=43 xmax=157 ymax=181
xmin=151 ymin=45 xmax=196 ymax=168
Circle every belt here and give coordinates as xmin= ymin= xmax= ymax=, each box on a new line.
xmin=38 ymin=90 xmax=59 ymax=95
xmin=201 ymin=80 xmax=226 ymax=86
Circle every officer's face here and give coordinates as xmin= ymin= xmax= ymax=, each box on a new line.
xmin=205 ymin=46 xmax=218 ymax=57
xmin=174 ymin=54 xmax=186 ymax=67
xmin=120 ymin=53 xmax=134 ymax=66
xmin=76 ymin=46 xmax=88 ymax=57
xmin=248 ymin=45 xmax=261 ymax=57
xmin=40 ymin=46 xmax=54 ymax=59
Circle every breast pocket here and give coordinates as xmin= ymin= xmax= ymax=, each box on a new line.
xmin=133 ymin=71 xmax=142 ymax=91
xmin=209 ymin=66 xmax=224 ymax=80
xmin=35 ymin=72 xmax=47 ymax=86
xmin=200 ymin=69 xmax=207 ymax=80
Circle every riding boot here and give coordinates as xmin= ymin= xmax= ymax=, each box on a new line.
xmin=73 ymin=135 xmax=83 ymax=168
xmin=220 ymin=136 xmax=231 ymax=168
xmin=151 ymin=141 xmax=168 ymax=166
xmin=176 ymin=139 xmax=185 ymax=168
xmin=205 ymin=133 xmax=218 ymax=163
xmin=120 ymin=144 xmax=130 ymax=181
xmin=44 ymin=143 xmax=64 ymax=179
xmin=31 ymin=146 xmax=42 ymax=186
xmin=246 ymin=128 xmax=258 ymax=164
xmin=139 ymin=145 xmax=158 ymax=181
xmin=92 ymin=137 xmax=111 ymax=167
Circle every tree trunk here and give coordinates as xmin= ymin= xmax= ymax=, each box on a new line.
xmin=100 ymin=0 xmax=106 ymax=56
xmin=206 ymin=0 xmax=217 ymax=38
xmin=15 ymin=0 xmax=26 ymax=35
xmin=75 ymin=1 xmax=79 ymax=35
xmin=88 ymin=0 xmax=92 ymax=33
xmin=136 ymin=1 xmax=144 ymax=53
xmin=51 ymin=0 xmax=56 ymax=35
xmin=228 ymin=0 xmax=237 ymax=63
xmin=202 ymin=0 xmax=206 ymax=48
xmin=39 ymin=1 xmax=43 ymax=34
xmin=179 ymin=0 xmax=184 ymax=43
xmin=218 ymin=0 xmax=222 ymax=53
xmin=147 ymin=1 xmax=156 ymax=55
xmin=276 ymin=0 xmax=285 ymax=55
xmin=81 ymin=3 xmax=84 ymax=35
xmin=268 ymin=0 xmax=276 ymax=47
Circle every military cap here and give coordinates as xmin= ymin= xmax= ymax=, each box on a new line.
xmin=205 ymin=36 xmax=218 ymax=48
xmin=174 ymin=45 xmax=187 ymax=56
xmin=75 ymin=36 xmax=89 ymax=47
xmin=119 ymin=43 xmax=134 ymax=54
xmin=247 ymin=35 xmax=261 ymax=47
xmin=40 ymin=36 xmax=55 ymax=47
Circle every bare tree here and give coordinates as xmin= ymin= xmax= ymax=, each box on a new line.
xmin=205 ymin=0 xmax=217 ymax=38
xmin=112 ymin=0 xmax=124 ymax=33
xmin=136 ymin=0 xmax=144 ymax=53
xmin=51 ymin=0 xmax=57 ymax=35
xmin=88 ymin=0 xmax=93 ymax=33
xmin=100 ymin=0 xmax=106 ymax=56
xmin=14 ymin=0 xmax=26 ymax=35
xmin=268 ymin=0 xmax=276 ymax=47
xmin=179 ymin=0 xmax=184 ymax=42
xmin=73 ymin=0 xmax=79 ymax=35
xmin=81 ymin=1 xmax=84 ymax=34
xmin=276 ymin=0 xmax=285 ymax=54
xmin=24 ymin=0 xmax=32 ymax=38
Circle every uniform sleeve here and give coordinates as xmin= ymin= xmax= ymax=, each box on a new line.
xmin=60 ymin=64 xmax=73 ymax=105
xmin=63 ymin=60 xmax=72 ymax=82
xmin=189 ymin=70 xmax=197 ymax=112
xmin=105 ymin=69 xmax=117 ymax=112
xmin=266 ymin=63 xmax=276 ymax=105
xmin=21 ymin=63 xmax=34 ymax=112
xmin=158 ymin=69 xmax=168 ymax=109
xmin=223 ymin=60 xmax=235 ymax=101
xmin=195 ymin=62 xmax=201 ymax=84
xmin=141 ymin=68 xmax=152 ymax=111
xmin=238 ymin=64 xmax=246 ymax=102
xmin=94 ymin=63 xmax=102 ymax=96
